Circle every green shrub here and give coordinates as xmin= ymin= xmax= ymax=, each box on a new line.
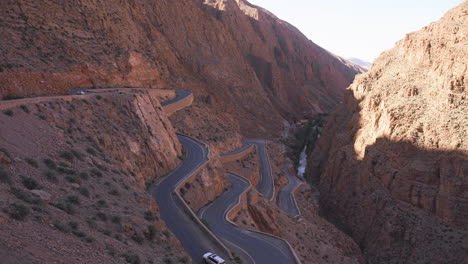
xmin=79 ymin=187 xmax=90 ymax=197
xmin=25 ymin=158 xmax=38 ymax=168
xmin=131 ymin=232 xmax=144 ymax=245
xmin=145 ymin=225 xmax=158 ymax=241
xmin=108 ymin=189 xmax=119 ymax=196
xmin=21 ymin=176 xmax=39 ymax=190
xmin=86 ymin=147 xmax=97 ymax=156
xmin=144 ymin=210 xmax=154 ymax=221
xmin=90 ymin=168 xmax=102 ymax=177
xmin=0 ymin=168 xmax=11 ymax=184
xmin=2 ymin=109 xmax=13 ymax=116
xmin=96 ymin=200 xmax=107 ymax=208
xmin=10 ymin=187 xmax=41 ymax=205
xmin=43 ymin=171 xmax=58 ymax=182
xmin=79 ymin=172 xmax=89 ymax=180
xmin=20 ymin=105 xmax=30 ymax=113
xmin=121 ymin=252 xmax=141 ymax=264
xmin=96 ymin=212 xmax=107 ymax=222
xmin=54 ymin=221 xmax=71 ymax=233
xmin=6 ymin=202 xmax=29 ymax=220
xmin=70 ymin=149 xmax=84 ymax=161
xmin=111 ymin=215 xmax=121 ymax=224
xmin=57 ymin=166 xmax=76 ymax=175
xmin=59 ymin=151 xmax=74 ymax=162
xmin=53 ymin=202 xmax=75 ymax=215
xmin=66 ymin=195 xmax=80 ymax=205
xmin=68 ymin=221 xmax=79 ymax=230
xmin=72 ymin=230 xmax=86 ymax=238
xmin=43 ymin=159 xmax=57 ymax=170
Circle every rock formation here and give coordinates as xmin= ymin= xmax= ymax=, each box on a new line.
xmin=308 ymin=2 xmax=467 ymax=263
xmin=0 ymin=0 xmax=363 ymax=138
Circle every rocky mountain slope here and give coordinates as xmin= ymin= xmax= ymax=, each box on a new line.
xmin=0 ymin=0 xmax=363 ymax=139
xmin=0 ymin=91 xmax=189 ymax=263
xmin=308 ymin=2 xmax=467 ymax=263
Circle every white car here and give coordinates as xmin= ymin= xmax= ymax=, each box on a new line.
xmin=202 ymin=252 xmax=225 ymax=264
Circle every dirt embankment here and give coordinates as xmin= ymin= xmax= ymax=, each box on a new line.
xmin=0 ymin=92 xmax=187 ymax=264
xmin=307 ymin=3 xmax=467 ymax=263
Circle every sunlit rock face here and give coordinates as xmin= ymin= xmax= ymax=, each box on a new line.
xmin=307 ymin=2 xmax=467 ymax=264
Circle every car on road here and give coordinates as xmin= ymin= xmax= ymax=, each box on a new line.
xmin=202 ymin=252 xmax=225 ymax=264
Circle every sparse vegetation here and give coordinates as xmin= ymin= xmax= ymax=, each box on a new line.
xmin=90 ymin=168 xmax=102 ymax=177
xmin=96 ymin=212 xmax=107 ymax=222
xmin=145 ymin=225 xmax=158 ymax=241
xmin=79 ymin=171 xmax=89 ymax=180
xmin=20 ymin=105 xmax=30 ymax=113
xmin=70 ymin=149 xmax=85 ymax=161
xmin=5 ymin=202 xmax=30 ymax=220
xmin=78 ymin=187 xmax=90 ymax=197
xmin=10 ymin=187 xmax=41 ymax=204
xmin=131 ymin=232 xmax=144 ymax=245
xmin=21 ymin=176 xmax=40 ymax=190
xmin=25 ymin=158 xmax=39 ymax=168
xmin=43 ymin=171 xmax=58 ymax=182
xmin=144 ymin=210 xmax=154 ymax=221
xmin=59 ymin=151 xmax=74 ymax=162
xmin=0 ymin=168 xmax=11 ymax=184
xmin=86 ymin=147 xmax=97 ymax=156
xmin=2 ymin=109 xmax=14 ymax=116
xmin=121 ymin=251 xmax=141 ymax=264
xmin=66 ymin=195 xmax=80 ymax=205
xmin=111 ymin=215 xmax=121 ymax=224
xmin=43 ymin=159 xmax=57 ymax=170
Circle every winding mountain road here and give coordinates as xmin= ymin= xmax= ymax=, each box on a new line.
xmin=151 ymin=135 xmax=230 ymax=263
xmin=199 ymin=174 xmax=296 ymax=264
xmin=244 ymin=140 xmax=275 ymax=201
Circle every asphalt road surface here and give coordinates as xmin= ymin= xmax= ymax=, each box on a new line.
xmin=151 ymin=135 xmax=229 ymax=264
xmin=244 ymin=140 xmax=274 ymax=200
xmin=277 ymin=164 xmax=302 ymax=216
xmin=161 ymin=90 xmax=192 ymax=106
xmin=200 ymin=174 xmax=296 ymax=264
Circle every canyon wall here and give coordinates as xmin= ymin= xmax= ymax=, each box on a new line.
xmin=0 ymin=0 xmax=363 ymax=138
xmin=308 ymin=2 xmax=467 ymax=263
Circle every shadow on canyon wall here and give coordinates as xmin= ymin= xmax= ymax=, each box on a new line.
xmin=307 ymin=90 xmax=467 ymax=264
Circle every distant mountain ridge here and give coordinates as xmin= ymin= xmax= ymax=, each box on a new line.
xmin=347 ymin=57 xmax=371 ymax=70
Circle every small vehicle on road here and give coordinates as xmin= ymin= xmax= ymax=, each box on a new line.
xmin=202 ymin=252 xmax=225 ymax=264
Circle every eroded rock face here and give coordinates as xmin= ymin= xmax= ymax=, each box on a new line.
xmin=0 ymin=0 xmax=363 ymax=138
xmin=308 ymin=3 xmax=467 ymax=263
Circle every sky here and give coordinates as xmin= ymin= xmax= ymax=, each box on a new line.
xmin=248 ymin=0 xmax=465 ymax=62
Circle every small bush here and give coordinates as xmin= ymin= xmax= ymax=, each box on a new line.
xmin=145 ymin=225 xmax=158 ymax=241
xmin=178 ymin=257 xmax=189 ymax=264
xmin=37 ymin=114 xmax=46 ymax=120
xmin=68 ymin=221 xmax=79 ymax=230
xmin=65 ymin=175 xmax=80 ymax=184
xmin=57 ymin=166 xmax=76 ymax=175
xmin=0 ymin=168 xmax=11 ymax=184
xmin=43 ymin=171 xmax=58 ymax=182
xmin=86 ymin=147 xmax=97 ymax=156
xmin=20 ymin=105 xmax=30 ymax=113
xmin=111 ymin=215 xmax=121 ymax=224
xmin=131 ymin=232 xmax=144 ymax=245
xmin=79 ymin=187 xmax=90 ymax=197
xmin=59 ymin=151 xmax=74 ymax=162
xmin=54 ymin=221 xmax=71 ymax=233
xmin=66 ymin=195 xmax=80 ymax=205
xmin=3 ymin=109 xmax=13 ymax=116
xmin=108 ymin=189 xmax=119 ymax=196
xmin=79 ymin=172 xmax=89 ymax=180
xmin=184 ymin=182 xmax=191 ymax=189
xmin=10 ymin=187 xmax=41 ymax=205
xmin=70 ymin=149 xmax=84 ymax=161
xmin=53 ymin=202 xmax=75 ymax=215
xmin=96 ymin=212 xmax=107 ymax=222
xmin=144 ymin=210 xmax=154 ymax=221
xmin=72 ymin=230 xmax=86 ymax=238
xmin=6 ymin=202 xmax=29 ymax=220
xmin=43 ymin=159 xmax=57 ymax=170
xmin=90 ymin=168 xmax=102 ymax=177
xmin=96 ymin=200 xmax=107 ymax=208
xmin=95 ymin=95 xmax=102 ymax=100
xmin=21 ymin=176 xmax=39 ymax=190
xmin=121 ymin=252 xmax=141 ymax=264
xmin=25 ymin=158 xmax=38 ymax=168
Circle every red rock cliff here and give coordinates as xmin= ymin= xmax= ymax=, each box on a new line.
xmin=308 ymin=2 xmax=467 ymax=263
xmin=0 ymin=0 xmax=363 ymax=137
